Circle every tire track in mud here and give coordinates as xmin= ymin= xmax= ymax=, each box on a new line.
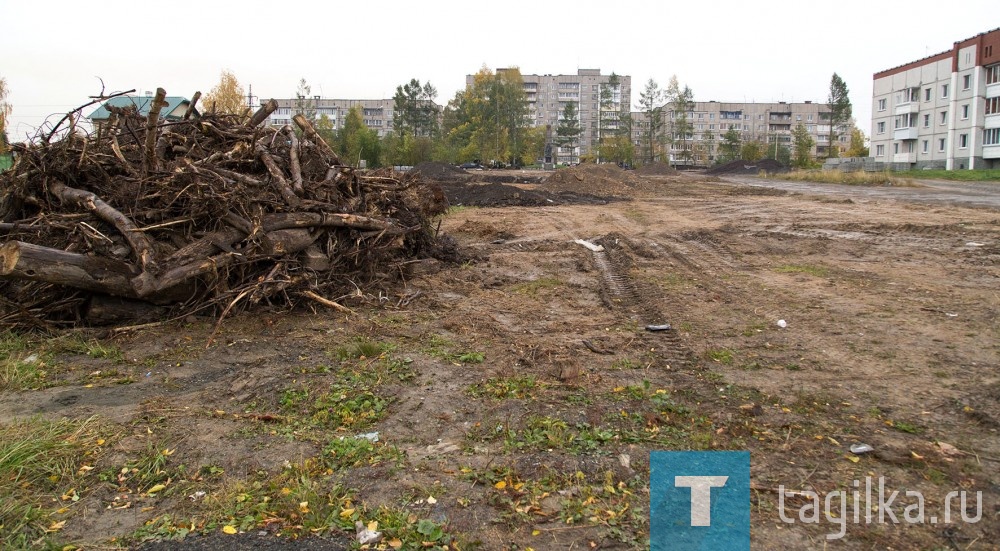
xmin=590 ymin=244 xmax=694 ymax=367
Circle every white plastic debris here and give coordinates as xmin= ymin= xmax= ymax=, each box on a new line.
xmin=573 ymin=239 xmax=605 ymax=252
xmin=355 ymin=521 xmax=383 ymax=545
xmin=777 ymin=319 xmax=787 ymax=328
xmin=355 ymin=432 xmax=379 ymax=443
xmin=850 ymin=443 xmax=874 ymax=455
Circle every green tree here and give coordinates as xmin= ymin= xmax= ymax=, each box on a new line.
xmin=740 ymin=140 xmax=767 ymax=161
xmin=826 ymin=73 xmax=852 ymax=158
xmin=338 ymin=106 xmax=381 ymax=167
xmin=666 ymin=76 xmax=694 ymax=166
xmin=719 ymin=128 xmax=741 ymax=163
xmin=444 ymin=66 xmax=531 ymax=166
xmin=555 ymin=101 xmax=581 ymax=164
xmin=791 ymin=123 xmax=815 ymax=168
xmin=316 ymin=114 xmax=337 ymax=149
xmin=295 ymin=78 xmax=316 ymax=122
xmin=638 ymin=79 xmax=664 ymax=164
xmin=597 ymin=73 xmax=620 ymax=161
xmin=201 ymin=70 xmax=246 ymax=115
xmin=0 ymin=76 xmax=12 ymax=154
xmin=392 ymin=78 xmax=439 ymax=138
xmin=844 ymin=126 xmax=870 ymax=157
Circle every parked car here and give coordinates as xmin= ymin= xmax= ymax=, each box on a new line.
xmin=459 ymin=162 xmax=483 ymax=170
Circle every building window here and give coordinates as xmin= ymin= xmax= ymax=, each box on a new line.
xmin=876 ymin=144 xmax=885 ymax=157
xmin=941 ymin=84 xmax=949 ymax=98
xmin=959 ymin=133 xmax=969 ymax=148
xmin=939 ymin=138 xmax=946 ymax=152
xmin=924 ymin=88 xmax=932 ymax=101
xmin=986 ymin=96 xmax=1000 ymax=115
xmin=988 ymin=64 xmax=1000 ymax=85
xmin=923 ymin=114 xmax=930 ymax=128
xmin=877 ymin=98 xmax=887 ymax=111
xmin=894 ymin=143 xmax=899 ymax=154
xmin=985 ymin=128 xmax=1000 ymax=145
xmin=940 ymin=111 xmax=948 ymax=125
xmin=961 ymin=104 xmax=970 ymax=119
xmin=963 ymin=74 xmax=972 ymax=90
xmin=877 ymin=121 xmax=886 ymax=134
xmin=922 ymin=140 xmax=929 ymax=153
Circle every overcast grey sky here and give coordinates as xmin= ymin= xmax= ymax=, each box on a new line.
xmin=2 ymin=0 xmax=995 ymax=141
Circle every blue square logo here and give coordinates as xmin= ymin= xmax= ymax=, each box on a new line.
xmin=650 ymin=451 xmax=750 ymax=551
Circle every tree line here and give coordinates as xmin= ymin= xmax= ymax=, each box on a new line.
xmin=0 ymin=69 xmax=868 ymax=172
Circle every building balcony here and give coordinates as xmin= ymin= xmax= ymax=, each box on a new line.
xmin=987 ymin=82 xmax=1000 ymax=99
xmin=894 ymin=127 xmax=919 ymax=140
xmin=984 ymin=145 xmax=1000 ymax=159
xmin=987 ymin=113 xmax=1000 ymax=129
xmin=893 ymin=152 xmax=917 ymax=163
xmin=894 ymin=102 xmax=919 ymax=115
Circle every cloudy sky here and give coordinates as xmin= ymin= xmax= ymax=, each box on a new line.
xmin=2 ymin=0 xmax=994 ymax=141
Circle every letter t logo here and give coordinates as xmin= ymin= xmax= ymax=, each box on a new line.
xmin=675 ymin=476 xmax=729 ymax=526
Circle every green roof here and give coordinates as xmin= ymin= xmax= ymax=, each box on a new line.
xmin=88 ymin=95 xmax=197 ymax=121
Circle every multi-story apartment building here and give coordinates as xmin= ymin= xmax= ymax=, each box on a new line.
xmin=265 ymin=98 xmax=421 ymax=138
xmin=630 ymin=101 xmax=845 ymax=166
xmin=871 ymin=27 xmax=1000 ymax=170
xmin=469 ymin=69 xmax=632 ymax=164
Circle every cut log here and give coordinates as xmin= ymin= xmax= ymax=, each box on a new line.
xmin=0 ymin=240 xmax=138 ymax=296
xmin=255 ymin=143 xmax=301 ymax=207
xmin=144 ymin=87 xmax=168 ymax=173
xmin=83 ymin=295 xmax=167 ymax=326
xmin=300 ymin=245 xmax=331 ymax=271
xmin=250 ymin=99 xmax=278 ymax=127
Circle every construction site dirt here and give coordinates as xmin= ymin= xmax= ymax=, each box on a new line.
xmin=3 ymin=168 xmax=998 ymax=550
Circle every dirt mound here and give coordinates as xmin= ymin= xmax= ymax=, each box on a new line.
xmin=542 ymin=164 xmax=646 ymax=196
xmin=411 ymin=161 xmax=468 ymax=181
xmin=440 ymin=181 xmax=620 ymax=208
xmin=707 ymin=158 xmax=788 ymax=175
xmin=635 ymin=162 xmax=678 ymax=176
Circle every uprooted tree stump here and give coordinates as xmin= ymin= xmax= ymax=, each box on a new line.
xmin=0 ymin=89 xmax=453 ymax=329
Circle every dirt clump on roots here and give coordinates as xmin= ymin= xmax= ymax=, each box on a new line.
xmin=542 ymin=163 xmax=646 ymax=196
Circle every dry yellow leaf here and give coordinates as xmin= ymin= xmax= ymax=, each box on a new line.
xmin=339 ymin=508 xmax=355 ymax=518
xmin=494 ymin=480 xmax=507 ymax=490
xmin=222 ymin=525 xmax=237 ymax=534
xmin=388 ymin=538 xmax=403 ymax=549
xmin=147 ymin=484 xmax=166 ymax=495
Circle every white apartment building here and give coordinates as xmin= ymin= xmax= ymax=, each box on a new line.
xmin=265 ymin=98 xmax=408 ymax=138
xmin=468 ymin=69 xmax=632 ymax=164
xmin=631 ymin=101 xmax=845 ymax=166
xmin=871 ymin=27 xmax=1000 ymax=170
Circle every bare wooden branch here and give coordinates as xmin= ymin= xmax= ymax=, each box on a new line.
xmin=48 ymin=180 xmax=158 ymax=270
xmin=292 ymin=113 xmax=342 ymax=165
xmin=283 ymin=126 xmax=304 ymax=194
xmin=184 ymin=91 xmax=201 ymax=120
xmin=255 ymin=143 xmax=301 ymax=207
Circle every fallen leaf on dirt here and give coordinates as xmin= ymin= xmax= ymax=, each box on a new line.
xmin=494 ymin=480 xmax=507 ymax=490
xmin=222 ymin=525 xmax=237 ymax=534
xmin=45 ymin=520 xmax=66 ymax=533
xmin=340 ymin=508 xmax=355 ymax=518
xmin=911 ymin=451 xmax=925 ymax=460
xmin=427 ymin=496 xmax=437 ymax=504
xmin=147 ymin=483 xmax=167 ymax=495
xmin=388 ymin=539 xmax=402 ymax=549
xmin=846 ymin=455 xmax=860 ymax=463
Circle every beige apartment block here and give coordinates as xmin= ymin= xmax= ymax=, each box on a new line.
xmin=266 ymin=98 xmax=410 ymax=138
xmin=468 ymin=69 xmax=632 ymax=164
xmin=630 ymin=101 xmax=844 ymax=166
xmin=871 ymin=27 xmax=1000 ymax=170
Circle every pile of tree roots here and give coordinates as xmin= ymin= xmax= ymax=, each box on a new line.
xmin=0 ymin=89 xmax=451 ymax=329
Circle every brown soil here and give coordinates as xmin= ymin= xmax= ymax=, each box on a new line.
xmin=707 ymin=158 xmax=788 ymax=175
xmin=4 ymin=173 xmax=999 ymax=550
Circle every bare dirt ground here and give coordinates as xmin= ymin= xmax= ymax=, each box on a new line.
xmin=3 ymin=169 xmax=999 ymax=550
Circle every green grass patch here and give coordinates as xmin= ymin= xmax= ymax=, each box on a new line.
xmin=511 ymin=276 xmax=563 ymax=295
xmin=774 ymin=264 xmax=829 ymax=277
xmin=767 ymin=169 xmax=916 ymax=186
xmin=467 ymin=375 xmax=542 ymax=400
xmin=0 ymin=416 xmax=98 ymax=549
xmin=898 ymin=168 xmax=1000 ymax=182
xmin=707 ymin=349 xmax=735 ymax=364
